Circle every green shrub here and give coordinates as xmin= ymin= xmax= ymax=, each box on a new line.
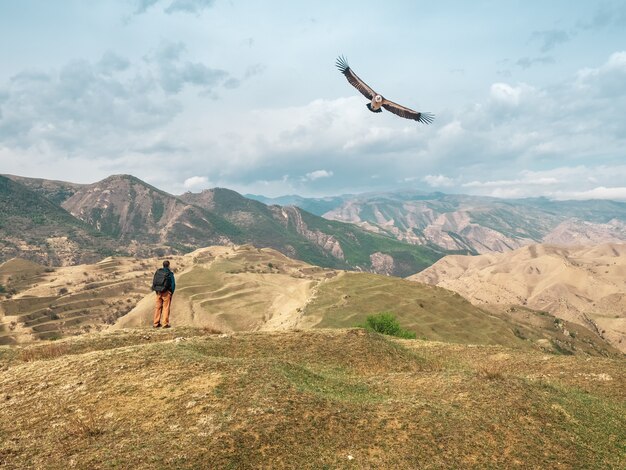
xmin=358 ymin=312 xmax=416 ymax=339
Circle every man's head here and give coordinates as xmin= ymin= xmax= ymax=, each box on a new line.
xmin=163 ymin=260 xmax=170 ymax=268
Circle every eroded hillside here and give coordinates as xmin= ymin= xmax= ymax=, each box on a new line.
xmin=1 ymin=245 xmax=619 ymax=357
xmin=412 ymin=243 xmax=626 ymax=352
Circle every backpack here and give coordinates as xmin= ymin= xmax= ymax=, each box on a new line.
xmin=152 ymin=268 xmax=172 ymax=292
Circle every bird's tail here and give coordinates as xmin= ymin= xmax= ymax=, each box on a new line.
xmin=366 ymin=103 xmax=382 ymax=113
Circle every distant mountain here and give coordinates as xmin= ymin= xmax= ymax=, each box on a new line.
xmin=61 ymin=175 xmax=241 ymax=253
xmin=410 ymin=243 xmax=626 ymax=353
xmin=0 ymin=174 xmax=445 ymax=275
xmin=180 ymin=188 xmax=444 ymax=276
xmin=255 ymin=190 xmax=626 ymax=254
xmin=0 ymin=175 xmax=118 ymax=265
xmin=4 ymin=174 xmax=84 ymax=205
xmin=245 ymin=193 xmax=350 ymax=216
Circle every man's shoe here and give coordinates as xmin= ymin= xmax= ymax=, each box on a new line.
xmin=163 ymin=325 xmax=171 ymax=329
xmin=153 ymin=324 xmax=162 ymax=328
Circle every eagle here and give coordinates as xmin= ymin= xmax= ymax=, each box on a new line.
xmin=336 ymin=55 xmax=434 ymax=124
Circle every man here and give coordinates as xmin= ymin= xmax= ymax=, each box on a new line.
xmin=151 ymin=260 xmax=176 ymax=328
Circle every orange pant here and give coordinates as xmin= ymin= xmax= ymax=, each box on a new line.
xmin=154 ymin=291 xmax=172 ymax=327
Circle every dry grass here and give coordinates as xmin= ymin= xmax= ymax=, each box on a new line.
xmin=0 ymin=328 xmax=624 ymax=469
xmin=476 ymin=362 xmax=507 ymax=381
xmin=18 ymin=342 xmax=71 ymax=362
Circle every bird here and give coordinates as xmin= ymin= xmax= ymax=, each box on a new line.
xmin=335 ymin=55 xmax=434 ymax=124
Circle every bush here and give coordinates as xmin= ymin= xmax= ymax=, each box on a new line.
xmin=358 ymin=312 xmax=416 ymax=339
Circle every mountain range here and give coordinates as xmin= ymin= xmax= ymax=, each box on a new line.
xmin=249 ymin=191 xmax=626 ymax=253
xmin=1 ymin=174 xmax=442 ymax=276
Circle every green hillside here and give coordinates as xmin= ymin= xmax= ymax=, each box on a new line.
xmin=0 ymin=176 xmax=118 ymax=265
xmin=304 ymin=273 xmax=527 ymax=347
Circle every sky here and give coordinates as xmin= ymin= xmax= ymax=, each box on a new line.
xmin=0 ymin=0 xmax=625 ymax=200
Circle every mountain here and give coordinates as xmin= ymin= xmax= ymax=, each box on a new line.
xmin=245 ymin=193 xmax=350 ymax=215
xmin=180 ymin=188 xmax=444 ymax=276
xmin=410 ymin=243 xmax=626 ymax=353
xmin=253 ymin=190 xmax=626 ymax=254
xmin=4 ymin=174 xmax=84 ymax=205
xmin=1 ymin=174 xmax=444 ymax=275
xmin=0 ymin=175 xmax=118 ymax=265
xmin=61 ymin=175 xmax=241 ymax=253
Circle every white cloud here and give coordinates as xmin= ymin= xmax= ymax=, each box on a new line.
xmin=183 ymin=175 xmax=209 ymax=188
xmin=304 ymin=169 xmax=333 ymax=181
xmin=422 ymin=174 xmax=455 ymax=188
xmin=554 ymin=186 xmax=626 ymax=201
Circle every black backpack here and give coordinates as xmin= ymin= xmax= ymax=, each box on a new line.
xmin=152 ymin=268 xmax=172 ymax=292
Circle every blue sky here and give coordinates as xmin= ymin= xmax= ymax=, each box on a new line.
xmin=0 ymin=0 xmax=625 ymax=199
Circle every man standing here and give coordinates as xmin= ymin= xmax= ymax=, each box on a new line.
xmin=152 ymin=260 xmax=176 ymax=328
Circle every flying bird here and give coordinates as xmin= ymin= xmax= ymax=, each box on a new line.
xmin=335 ymin=55 xmax=434 ymax=124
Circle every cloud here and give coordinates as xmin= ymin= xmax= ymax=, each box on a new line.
xmin=556 ymin=186 xmax=626 ymax=201
xmin=457 ymin=167 xmax=626 ymax=200
xmin=422 ymin=174 xmax=455 ymax=188
xmin=0 ymin=46 xmax=238 ymax=156
xmin=133 ymin=0 xmax=215 ymax=15
xmin=97 ymin=52 xmax=131 ymax=75
xmin=165 ymin=0 xmax=215 ymax=14
xmin=304 ymin=169 xmax=333 ymax=181
xmin=577 ymin=2 xmax=626 ymax=31
xmin=531 ymin=29 xmax=571 ymax=52
xmin=516 ymin=56 xmax=555 ymax=69
xmin=150 ymin=41 xmax=230 ymax=94
xmin=134 ymin=0 xmax=160 ymax=14
xmin=183 ymin=175 xmax=209 ymax=188
xmin=202 ymin=49 xmax=625 ymax=197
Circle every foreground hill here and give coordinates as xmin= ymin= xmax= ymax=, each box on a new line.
xmin=251 ymin=191 xmax=626 ymax=254
xmin=0 ymin=328 xmax=624 ymax=468
xmin=411 ymin=243 xmax=626 ymax=353
xmin=0 ymin=175 xmax=118 ymax=265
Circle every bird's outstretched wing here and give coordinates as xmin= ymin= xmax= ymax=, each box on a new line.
xmin=381 ymin=98 xmax=434 ymax=124
xmin=335 ymin=55 xmax=376 ymax=100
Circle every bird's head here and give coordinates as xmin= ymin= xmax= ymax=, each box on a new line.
xmin=374 ymin=95 xmax=382 ymax=103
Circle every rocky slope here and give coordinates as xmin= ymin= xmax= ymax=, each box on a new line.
xmin=61 ymin=175 xmax=240 ymax=252
xmin=179 ymin=187 xmax=445 ymax=276
xmin=252 ymin=191 xmax=626 ymax=254
xmin=411 ymin=243 xmax=626 ymax=352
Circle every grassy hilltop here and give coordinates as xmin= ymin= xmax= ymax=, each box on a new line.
xmin=0 ymin=328 xmax=624 ymax=468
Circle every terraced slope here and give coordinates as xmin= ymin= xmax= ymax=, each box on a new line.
xmin=0 ymin=328 xmax=624 ymax=468
xmin=114 ymin=245 xmax=335 ymax=332
xmin=2 ymin=245 xmax=619 ymax=355
xmin=0 ymin=255 xmax=191 ymax=345
xmin=116 ymin=246 xmax=619 ymax=356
